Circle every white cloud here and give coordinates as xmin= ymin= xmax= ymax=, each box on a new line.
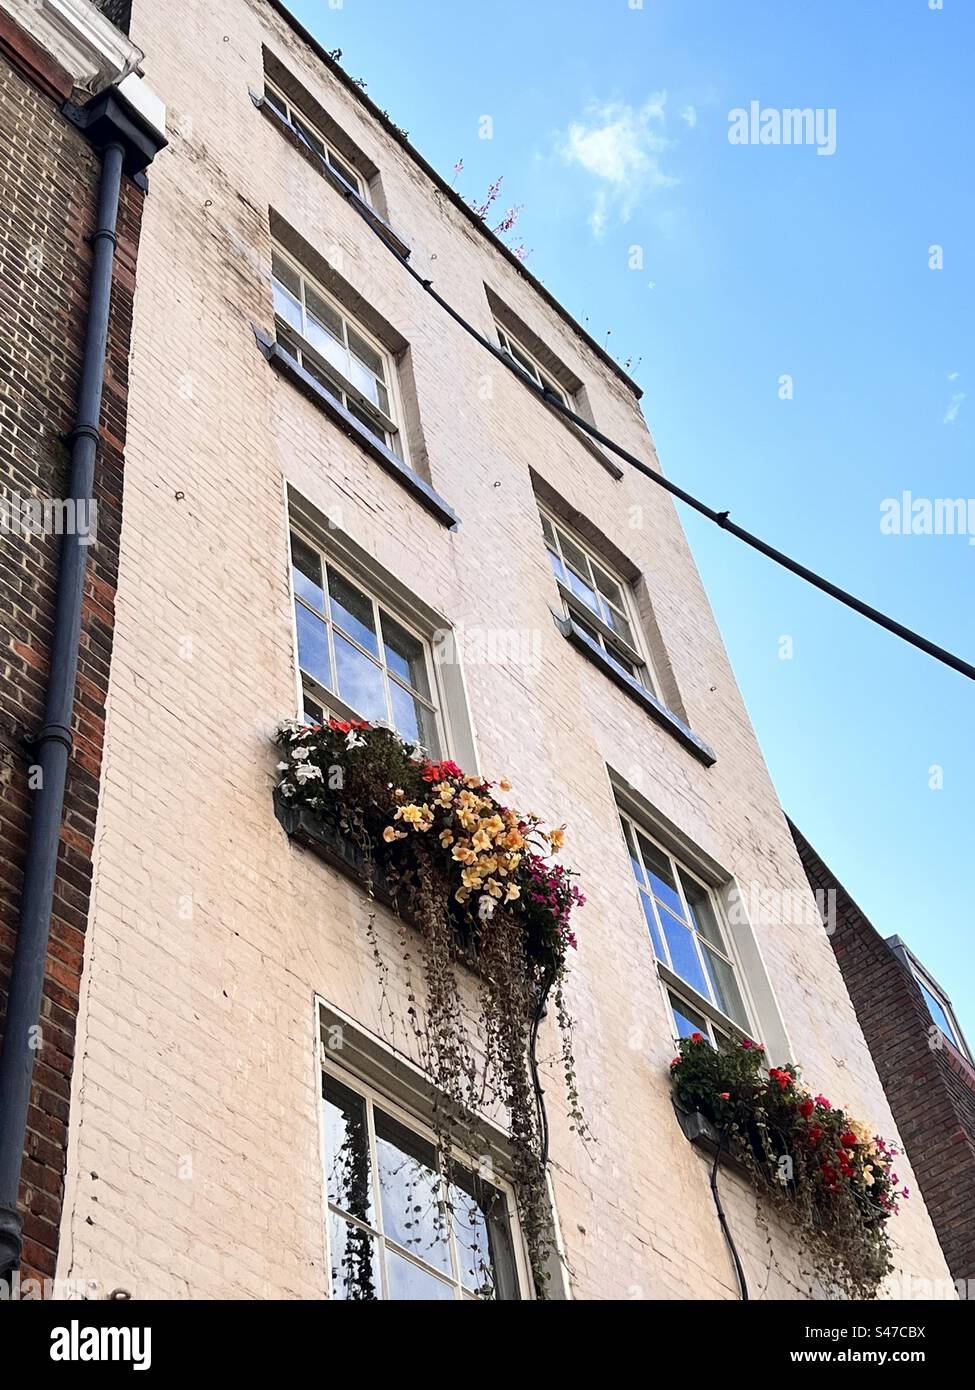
xmin=680 ymin=105 xmax=698 ymax=128
xmin=559 ymin=95 xmax=679 ymax=234
xmin=943 ymin=391 xmax=966 ymax=425
xmin=948 ymin=370 xmax=959 ymax=381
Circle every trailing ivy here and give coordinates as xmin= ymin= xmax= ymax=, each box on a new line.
xmin=275 ymin=718 xmax=586 ymax=1295
xmin=670 ymin=1033 xmax=908 ymax=1298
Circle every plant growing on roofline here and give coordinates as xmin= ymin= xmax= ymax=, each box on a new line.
xmin=274 ymin=717 xmax=588 ymax=1295
xmin=670 ymin=1033 xmax=909 ymax=1299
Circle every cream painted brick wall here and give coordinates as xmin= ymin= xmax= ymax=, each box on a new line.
xmin=57 ymin=0 xmax=951 ymax=1299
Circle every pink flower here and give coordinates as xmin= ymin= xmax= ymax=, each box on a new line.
xmin=902 ymin=1187 xmax=910 ymax=1199
xmin=814 ymin=1094 xmax=831 ymax=1111
xmin=719 ymin=1092 xmax=730 ymax=1101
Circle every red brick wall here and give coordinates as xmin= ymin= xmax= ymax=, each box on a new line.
xmin=790 ymin=822 xmax=975 ymax=1288
xmin=0 ymin=45 xmax=144 ymax=1281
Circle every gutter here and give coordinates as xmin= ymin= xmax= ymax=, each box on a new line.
xmin=0 ymin=78 xmax=166 ymax=1279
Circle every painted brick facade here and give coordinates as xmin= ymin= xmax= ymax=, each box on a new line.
xmin=0 ymin=16 xmax=144 ymax=1281
xmin=792 ymin=823 xmax=975 ymax=1292
xmin=53 ymin=0 xmax=953 ymax=1299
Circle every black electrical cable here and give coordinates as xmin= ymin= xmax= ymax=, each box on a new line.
xmin=334 ymin=182 xmax=975 ymax=686
xmin=710 ymin=1127 xmax=749 ymax=1301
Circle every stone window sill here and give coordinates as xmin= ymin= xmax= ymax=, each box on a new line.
xmin=254 ymin=328 xmax=459 ymax=530
xmin=554 ymin=612 xmax=716 ymax=767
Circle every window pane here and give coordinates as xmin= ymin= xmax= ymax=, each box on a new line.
xmin=271 ymin=252 xmax=301 ymax=297
xmin=680 ymin=872 xmax=723 ymax=948
xmin=304 ymin=286 xmax=343 ymax=340
xmin=917 ymin=978 xmax=958 ymax=1045
xmin=593 ymin=567 xmax=625 ymax=611
xmin=602 ymin=641 xmax=639 ymax=683
xmin=637 ymin=835 xmax=684 ymax=919
xmin=328 ymin=150 xmax=362 ymax=195
xmin=621 ymin=819 xmax=644 ymax=884
xmin=272 ymin=277 xmax=302 ymax=332
xmin=323 ymin=1075 xmax=374 ymax=1224
xmin=639 ymin=889 xmax=666 ymax=963
xmin=334 ymin=632 xmax=387 ymax=722
xmin=386 ymin=1249 xmax=454 ymax=1301
xmin=290 ymin=535 xmax=325 ymax=612
xmin=451 ymin=1170 xmax=519 ymax=1300
xmin=600 ymin=602 xmax=635 ymax=648
xmin=347 ymin=354 xmax=382 ymax=407
xmin=659 ymin=908 xmax=709 ymax=998
xmin=347 ymin=327 xmax=385 ymax=380
xmin=328 ymin=567 xmax=379 ymax=655
xmin=389 ymin=682 xmax=439 ymax=756
xmin=702 ymin=943 xmax=748 ymax=1028
xmin=292 ymin=114 xmax=326 ymax=158
xmin=329 ymin=1212 xmax=380 ymax=1300
xmin=346 ymin=397 xmax=389 ymax=445
xmin=303 ymin=694 xmax=324 ymax=726
xmin=541 ymin=515 xmax=557 ymax=547
xmin=670 ymin=993 xmax=712 ymax=1041
xmin=546 ymin=545 xmax=567 ymax=587
xmin=374 ymin=1109 xmax=452 ymax=1276
xmin=380 ymin=612 xmax=430 ymax=695
xmin=264 ymin=87 xmax=288 ymax=119
xmin=296 ymin=606 xmax=331 ymax=690
xmin=305 ymin=311 xmax=348 ymax=376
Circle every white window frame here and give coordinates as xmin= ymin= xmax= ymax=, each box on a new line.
xmin=288 ymin=524 xmax=446 ymax=757
xmin=321 ymin=1058 xmax=531 ymax=1300
xmin=890 ymin=940 xmax=972 ymax=1061
xmin=264 ymin=80 xmax=369 ymax=202
xmin=619 ymin=809 xmax=758 ymax=1045
xmin=540 ymin=508 xmax=657 ymax=693
xmin=495 ymin=323 xmax=571 ymax=408
xmin=271 ymin=245 xmax=407 ymax=460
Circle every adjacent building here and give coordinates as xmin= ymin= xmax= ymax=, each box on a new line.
xmin=0 ymin=0 xmax=164 ymax=1285
xmin=792 ymin=823 xmax=975 ymax=1295
xmin=0 ymin=0 xmax=957 ymax=1298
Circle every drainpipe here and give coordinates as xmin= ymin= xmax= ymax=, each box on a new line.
xmin=0 ymin=84 xmax=165 ymax=1279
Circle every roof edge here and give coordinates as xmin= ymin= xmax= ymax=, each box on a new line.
xmin=264 ymin=0 xmax=644 ymax=402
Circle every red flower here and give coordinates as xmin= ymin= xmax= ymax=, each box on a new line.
xmin=420 ymin=759 xmax=465 ymax=783
xmin=840 ymin=1130 xmax=858 ymax=1148
xmin=799 ymin=1097 xmax=815 ymax=1119
xmin=808 ymin=1125 xmax=823 ymax=1145
xmin=769 ymin=1068 xmax=792 ymax=1092
xmin=719 ymin=1092 xmax=730 ymax=1101
xmin=741 ymin=1038 xmax=756 ymax=1050
xmin=690 ymin=1032 xmax=704 ymax=1043
xmin=670 ymin=1056 xmax=681 ymax=1068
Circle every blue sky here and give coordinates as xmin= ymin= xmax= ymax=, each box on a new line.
xmin=287 ymin=0 xmax=973 ymax=1037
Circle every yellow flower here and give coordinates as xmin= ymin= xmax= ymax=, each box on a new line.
xmin=455 ymin=887 xmax=471 ymax=904
xmin=461 ymin=867 xmax=483 ymax=890
xmin=549 ymin=826 xmax=566 ymax=852
xmin=478 ymin=855 xmax=499 ymax=876
xmin=482 ymin=815 xmax=505 ymax=840
xmin=499 ymin=779 xmax=511 ymax=792
xmin=396 ymin=804 xmax=426 ymax=825
xmin=505 ymin=883 xmax=521 ymax=903
xmin=503 ymin=830 xmax=525 ymax=851
xmin=484 ymin=878 xmax=503 ymax=898
xmin=451 ymin=843 xmax=477 ymax=864
xmin=440 ymin=831 xmax=455 ymax=848
xmin=863 ymin=1165 xmax=875 ymax=1187
xmin=383 ymin=826 xmax=406 ymax=843
xmin=472 ymin=829 xmax=492 ymax=852
xmin=464 ymin=775 xmax=483 ymax=788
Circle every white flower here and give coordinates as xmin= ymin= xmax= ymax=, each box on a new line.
xmin=279 ymin=783 xmax=295 ymax=798
xmin=477 ymin=894 xmax=497 ymax=922
xmin=276 ymin=762 xmax=290 ymax=772
xmin=294 ymin=763 xmax=324 ymax=784
xmin=290 ymin=746 xmax=311 ymax=762
xmin=345 ymin=731 xmax=366 ymax=750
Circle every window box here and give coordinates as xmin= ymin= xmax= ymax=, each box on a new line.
xmin=556 ymin=611 xmax=716 ymax=766
xmin=672 ymin=1099 xmax=750 ymax=1178
xmin=254 ymin=327 xmax=458 ymax=529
